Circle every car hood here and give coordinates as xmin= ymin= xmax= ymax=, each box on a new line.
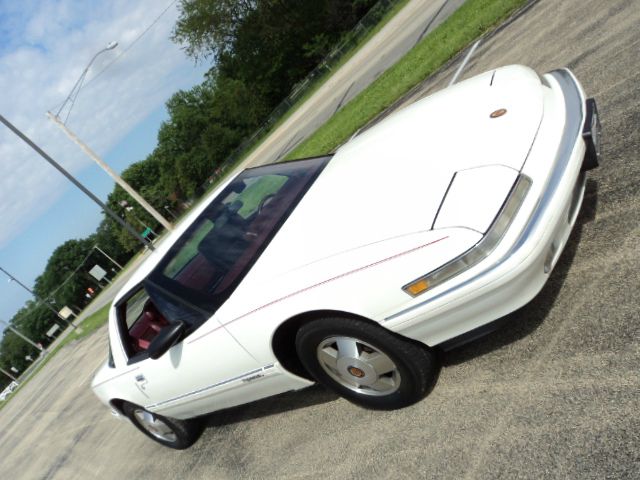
xmin=247 ymin=65 xmax=543 ymax=281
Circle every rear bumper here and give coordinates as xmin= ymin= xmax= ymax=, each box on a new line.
xmin=384 ymin=69 xmax=596 ymax=346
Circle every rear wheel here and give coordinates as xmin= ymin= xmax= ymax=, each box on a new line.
xmin=122 ymin=402 xmax=201 ymax=449
xmin=295 ymin=317 xmax=438 ymax=409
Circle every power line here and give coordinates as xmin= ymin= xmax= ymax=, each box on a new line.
xmin=83 ymin=0 xmax=178 ymax=89
xmin=49 ymin=0 xmax=179 ymax=114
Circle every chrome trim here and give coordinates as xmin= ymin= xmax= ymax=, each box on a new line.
xmin=133 ymin=408 xmax=178 ymax=442
xmin=386 ymin=68 xmax=586 ymax=323
xmin=146 ymin=363 xmax=276 ymax=409
xmin=508 ymin=69 xmax=584 ymax=253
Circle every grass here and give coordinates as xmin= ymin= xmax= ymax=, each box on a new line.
xmin=70 ymin=304 xmax=111 ymax=342
xmin=189 ymin=0 xmax=413 ymax=202
xmin=287 ymin=0 xmax=529 ymax=159
xmin=0 ymin=304 xmax=110 ymax=411
xmin=234 ymin=0 xmax=413 ymax=162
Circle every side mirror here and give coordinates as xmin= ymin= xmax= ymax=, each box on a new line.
xmin=147 ymin=322 xmax=185 ymax=360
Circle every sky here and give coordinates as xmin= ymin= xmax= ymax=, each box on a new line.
xmin=0 ymin=0 xmax=209 ymax=324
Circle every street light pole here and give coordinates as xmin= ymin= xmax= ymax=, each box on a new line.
xmin=93 ymin=245 xmax=123 ymax=271
xmin=0 ymin=366 xmax=19 ymax=383
xmin=0 ymin=265 xmax=76 ymax=330
xmin=47 ymin=42 xmax=173 ymax=232
xmin=0 ymin=113 xmax=154 ymax=251
xmin=55 ymin=41 xmax=119 ymax=122
xmin=0 ymin=319 xmax=43 ymax=352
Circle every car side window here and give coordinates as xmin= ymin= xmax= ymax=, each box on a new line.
xmin=117 ymin=288 xmax=170 ymax=358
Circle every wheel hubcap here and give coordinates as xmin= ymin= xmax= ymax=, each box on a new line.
xmin=133 ymin=409 xmax=178 ymax=443
xmin=316 ymin=336 xmax=401 ymax=396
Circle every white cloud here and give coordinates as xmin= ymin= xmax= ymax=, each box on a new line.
xmin=0 ymin=0 xmax=206 ymax=247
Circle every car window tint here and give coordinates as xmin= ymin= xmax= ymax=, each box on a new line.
xmin=163 ymin=220 xmax=214 ymax=278
xmin=234 ymin=175 xmax=288 ymax=218
xmin=146 ymin=156 xmax=330 ymax=327
xmin=160 ymin=173 xmax=288 ymax=294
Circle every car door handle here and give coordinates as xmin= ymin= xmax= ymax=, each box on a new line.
xmin=135 ymin=374 xmax=149 ymax=395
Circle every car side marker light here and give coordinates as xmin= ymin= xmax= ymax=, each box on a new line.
xmin=405 ymin=279 xmax=430 ymax=296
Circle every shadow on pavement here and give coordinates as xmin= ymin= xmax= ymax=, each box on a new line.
xmin=200 ymin=384 xmax=339 ymax=430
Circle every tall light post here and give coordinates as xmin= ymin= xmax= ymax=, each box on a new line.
xmin=0 ymin=366 xmax=19 ymax=383
xmin=0 ymin=266 xmax=76 ymax=330
xmin=0 ymin=319 xmax=43 ymax=352
xmin=0 ymin=114 xmax=154 ymax=251
xmin=93 ymin=245 xmax=123 ymax=271
xmin=54 ymin=41 xmax=119 ymax=123
xmin=47 ymin=42 xmax=174 ymax=232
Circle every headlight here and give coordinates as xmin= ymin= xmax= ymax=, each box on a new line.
xmin=403 ymin=174 xmax=532 ymax=297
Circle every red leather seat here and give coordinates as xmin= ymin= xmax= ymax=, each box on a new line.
xmin=129 ymin=303 xmax=169 ymax=352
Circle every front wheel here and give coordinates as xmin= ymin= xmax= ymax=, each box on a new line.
xmin=295 ymin=317 xmax=438 ymax=410
xmin=122 ymin=401 xmax=202 ymax=449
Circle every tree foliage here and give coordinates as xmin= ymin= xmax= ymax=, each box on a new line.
xmin=0 ymin=0 xmax=378 ymax=389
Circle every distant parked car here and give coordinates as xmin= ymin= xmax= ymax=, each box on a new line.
xmin=0 ymin=381 xmax=19 ymax=401
xmin=92 ymin=65 xmax=600 ymax=448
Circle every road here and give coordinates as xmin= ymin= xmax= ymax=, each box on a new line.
xmin=1 ymin=0 xmax=639 ymax=478
xmin=241 ymin=0 xmax=467 ymax=166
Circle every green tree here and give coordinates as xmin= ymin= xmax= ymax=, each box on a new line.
xmin=172 ymin=0 xmax=257 ymax=61
xmin=173 ymin=1 xmax=375 ymax=105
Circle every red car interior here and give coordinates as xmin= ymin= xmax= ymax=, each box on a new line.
xmin=129 ymin=302 xmax=169 ymax=352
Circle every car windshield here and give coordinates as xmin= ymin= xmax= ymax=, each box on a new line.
xmin=142 ymin=156 xmax=330 ymax=329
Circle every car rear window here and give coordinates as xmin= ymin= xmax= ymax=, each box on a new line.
xmin=143 ymin=156 xmax=330 ymax=328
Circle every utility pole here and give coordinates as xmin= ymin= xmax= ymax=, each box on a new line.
xmin=0 ymin=114 xmax=154 ymax=251
xmin=47 ymin=42 xmax=172 ymax=233
xmin=0 ymin=319 xmax=43 ymax=352
xmin=47 ymin=112 xmax=173 ymax=231
xmin=93 ymin=245 xmax=123 ymax=271
xmin=0 ymin=266 xmax=77 ymax=330
xmin=0 ymin=366 xmax=19 ymax=383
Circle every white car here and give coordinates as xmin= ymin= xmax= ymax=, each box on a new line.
xmin=0 ymin=381 xmax=18 ymax=401
xmin=92 ymin=65 xmax=600 ymax=448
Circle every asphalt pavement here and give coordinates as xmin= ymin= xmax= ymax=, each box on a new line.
xmin=0 ymin=0 xmax=638 ymax=478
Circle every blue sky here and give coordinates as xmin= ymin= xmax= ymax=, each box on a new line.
xmin=0 ymin=1 xmax=208 ymax=324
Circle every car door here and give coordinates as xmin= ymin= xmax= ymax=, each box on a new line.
xmin=116 ymin=286 xmax=261 ymax=419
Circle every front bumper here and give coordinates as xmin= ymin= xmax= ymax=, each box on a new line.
xmin=582 ymin=98 xmax=602 ymax=171
xmin=384 ymin=69 xmax=597 ymax=346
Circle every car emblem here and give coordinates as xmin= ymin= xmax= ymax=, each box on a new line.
xmin=347 ymin=366 xmax=366 ymax=378
xmin=490 ymin=108 xmax=507 ymax=118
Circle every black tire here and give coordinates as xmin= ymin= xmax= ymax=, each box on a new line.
xmin=122 ymin=401 xmax=202 ymax=449
xmin=295 ymin=317 xmax=438 ymax=410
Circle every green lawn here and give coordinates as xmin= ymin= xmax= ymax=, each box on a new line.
xmin=287 ymin=0 xmax=529 ymax=159
xmin=234 ymin=0 xmax=413 ymax=163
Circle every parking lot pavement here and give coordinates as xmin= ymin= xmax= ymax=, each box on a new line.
xmin=0 ymin=0 xmax=638 ymax=478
